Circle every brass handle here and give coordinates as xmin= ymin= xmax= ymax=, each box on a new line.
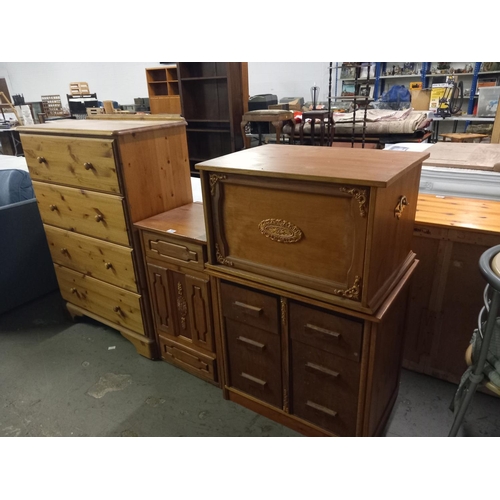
xmin=237 ymin=336 xmax=266 ymax=351
xmin=70 ymin=287 xmax=77 ymax=294
xmin=95 ymin=214 xmax=104 ymax=222
xmin=49 ymin=204 xmax=57 ymax=211
xmin=104 ymin=262 xmax=113 ymax=269
xmin=37 ymin=156 xmax=46 ymax=163
xmin=233 ymin=301 xmax=263 ymax=317
xmin=395 ymin=196 xmax=409 ymax=220
xmin=305 ymin=323 xmax=341 ymax=339
xmin=83 ymin=162 xmax=94 ymax=170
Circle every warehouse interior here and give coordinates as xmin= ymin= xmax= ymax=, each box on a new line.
xmin=2 ymin=19 xmax=499 ymax=497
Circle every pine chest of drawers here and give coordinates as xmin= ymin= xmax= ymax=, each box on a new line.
xmin=197 ymin=144 xmax=430 ymax=315
xmin=18 ymin=119 xmax=193 ymax=358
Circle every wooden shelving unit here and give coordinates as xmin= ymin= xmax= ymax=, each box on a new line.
xmin=177 ymin=62 xmax=248 ymax=176
xmin=145 ymin=65 xmax=181 ymax=115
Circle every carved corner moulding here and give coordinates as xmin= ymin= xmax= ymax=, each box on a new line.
xmin=339 ymin=187 xmax=368 ymax=218
xmin=215 ymin=243 xmax=233 ymax=267
xmin=177 ymin=282 xmax=188 ymax=329
xmin=209 ymin=173 xmax=227 ymax=195
xmin=332 ymin=276 xmax=362 ymax=301
xmin=394 ymin=195 xmax=408 ymax=220
xmin=258 ymin=218 xmax=303 ymax=243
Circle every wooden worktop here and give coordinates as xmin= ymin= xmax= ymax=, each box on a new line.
xmin=17 ymin=118 xmax=187 ymax=137
xmin=133 ymin=202 xmax=206 ymax=244
xmin=416 ymin=194 xmax=500 ymax=234
xmin=196 ymin=144 xmax=430 ymax=187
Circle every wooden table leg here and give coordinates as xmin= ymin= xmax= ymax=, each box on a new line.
xmin=272 ymin=120 xmax=283 ymax=144
xmin=241 ymin=119 xmax=251 ymax=149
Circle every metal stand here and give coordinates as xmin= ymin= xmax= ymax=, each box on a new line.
xmin=449 ymin=244 xmax=500 ymax=437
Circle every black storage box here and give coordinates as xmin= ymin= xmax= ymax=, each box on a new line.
xmin=248 ymin=94 xmax=278 ymax=133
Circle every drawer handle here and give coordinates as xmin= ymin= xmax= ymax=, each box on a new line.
xmin=49 ymin=204 xmax=58 ymax=211
xmin=95 ymin=214 xmax=105 ymax=222
xmin=305 ymin=323 xmax=341 ymax=340
xmin=306 ymin=400 xmax=338 ymax=418
xmin=113 ymin=306 xmax=125 ymax=317
xmin=233 ymin=301 xmax=263 ymax=317
xmin=104 ymin=262 xmax=113 ymax=270
xmin=305 ymin=362 xmax=339 ymax=378
xmin=240 ymin=372 xmax=267 ymax=387
xmin=37 ymin=156 xmax=46 ymax=164
xmin=237 ymin=336 xmax=266 ymax=351
xmin=83 ymin=162 xmax=94 ymax=170
xmin=70 ymin=287 xmax=77 ymax=294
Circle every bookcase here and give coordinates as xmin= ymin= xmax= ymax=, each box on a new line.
xmin=146 ymin=65 xmax=181 ymax=115
xmin=177 ymin=62 xmax=248 ymax=176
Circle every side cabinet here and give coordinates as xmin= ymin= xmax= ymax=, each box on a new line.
xmin=135 ymin=203 xmax=219 ymax=385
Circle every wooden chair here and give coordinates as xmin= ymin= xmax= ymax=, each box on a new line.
xmin=292 ymin=110 xmax=334 ymax=146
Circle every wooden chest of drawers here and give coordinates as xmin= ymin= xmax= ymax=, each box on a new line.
xmin=18 ymin=119 xmax=193 ymax=358
xmin=197 ymin=144 xmax=429 ymax=314
xmin=134 ymin=203 xmax=219 ymax=384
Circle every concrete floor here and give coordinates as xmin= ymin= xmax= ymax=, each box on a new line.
xmin=1 ymin=291 xmax=499 ymax=438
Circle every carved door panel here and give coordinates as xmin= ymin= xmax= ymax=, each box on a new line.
xmin=147 ymin=263 xmax=175 ymax=337
xmin=185 ymin=274 xmax=214 ymax=352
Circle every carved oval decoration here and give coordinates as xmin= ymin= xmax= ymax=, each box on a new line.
xmin=258 ymin=218 xmax=303 ymax=243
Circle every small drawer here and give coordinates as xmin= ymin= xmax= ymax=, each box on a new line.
xmin=21 ymin=134 xmax=120 ymax=194
xmin=225 ymin=318 xmax=282 ymax=408
xmin=289 ymin=301 xmax=362 ymax=362
xmin=33 ymin=181 xmax=130 ymax=246
xmin=220 ymin=281 xmax=279 ymax=335
xmin=45 ymin=225 xmax=137 ymax=292
xmin=142 ymin=231 xmax=205 ymax=271
xmin=159 ymin=336 xmax=217 ymax=383
xmin=54 ymin=264 xmax=144 ymax=335
xmin=291 ymin=340 xmax=360 ymax=436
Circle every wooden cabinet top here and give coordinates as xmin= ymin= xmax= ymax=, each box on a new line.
xmin=17 ymin=118 xmax=187 ymax=137
xmin=416 ymin=194 xmax=500 ymax=234
xmin=134 ymin=202 xmax=206 ymax=244
xmin=196 ymin=144 xmax=430 ymax=187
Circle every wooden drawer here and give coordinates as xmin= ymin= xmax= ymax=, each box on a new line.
xmin=220 ymin=281 xmax=279 ymax=335
xmin=289 ymin=301 xmax=363 ymax=362
xmin=142 ymin=230 xmax=205 ymax=271
xmin=225 ymin=318 xmax=282 ymax=408
xmin=159 ymin=336 xmax=217 ymax=382
xmin=45 ymin=225 xmax=137 ymax=292
xmin=21 ymin=134 xmax=120 ymax=194
xmin=291 ymin=340 xmax=360 ymax=436
xmin=54 ymin=264 xmax=144 ymax=335
xmin=33 ymin=181 xmax=130 ymax=246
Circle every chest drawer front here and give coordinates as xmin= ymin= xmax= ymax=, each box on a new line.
xmin=159 ymin=336 xmax=216 ymax=382
xmin=289 ymin=301 xmax=362 ymax=361
xmin=208 ymin=174 xmax=367 ymax=299
xmin=142 ymin=231 xmax=205 ymax=271
xmin=21 ymin=134 xmax=120 ymax=194
xmin=54 ymin=264 xmax=144 ymax=335
xmin=220 ymin=281 xmax=279 ymax=335
xmin=225 ymin=318 xmax=282 ymax=408
xmin=291 ymin=341 xmax=360 ymax=436
xmin=45 ymin=225 xmax=137 ymax=292
xmin=33 ymin=181 xmax=130 ymax=246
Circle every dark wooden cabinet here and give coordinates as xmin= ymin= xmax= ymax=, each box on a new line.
xmin=194 ymin=142 xmax=429 ymax=436
xmin=177 ymin=62 xmax=248 ymax=176
xmin=135 ymin=203 xmax=218 ymax=384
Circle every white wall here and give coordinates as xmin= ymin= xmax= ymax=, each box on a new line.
xmin=0 ymin=62 xmax=160 ymax=108
xmin=0 ymin=62 xmax=340 ymax=110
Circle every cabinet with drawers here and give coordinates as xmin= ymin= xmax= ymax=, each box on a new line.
xmin=196 ymin=145 xmax=429 ymax=436
xmin=134 ymin=202 xmax=219 ymax=384
xmin=18 ymin=119 xmax=193 ymax=358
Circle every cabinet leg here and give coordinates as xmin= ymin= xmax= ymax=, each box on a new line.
xmin=119 ymin=328 xmax=159 ymax=360
xmin=66 ymin=302 xmax=84 ymax=321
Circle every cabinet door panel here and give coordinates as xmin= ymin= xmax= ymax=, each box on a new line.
xmin=185 ymin=274 xmax=214 ymax=352
xmin=147 ymin=263 xmax=175 ymax=336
